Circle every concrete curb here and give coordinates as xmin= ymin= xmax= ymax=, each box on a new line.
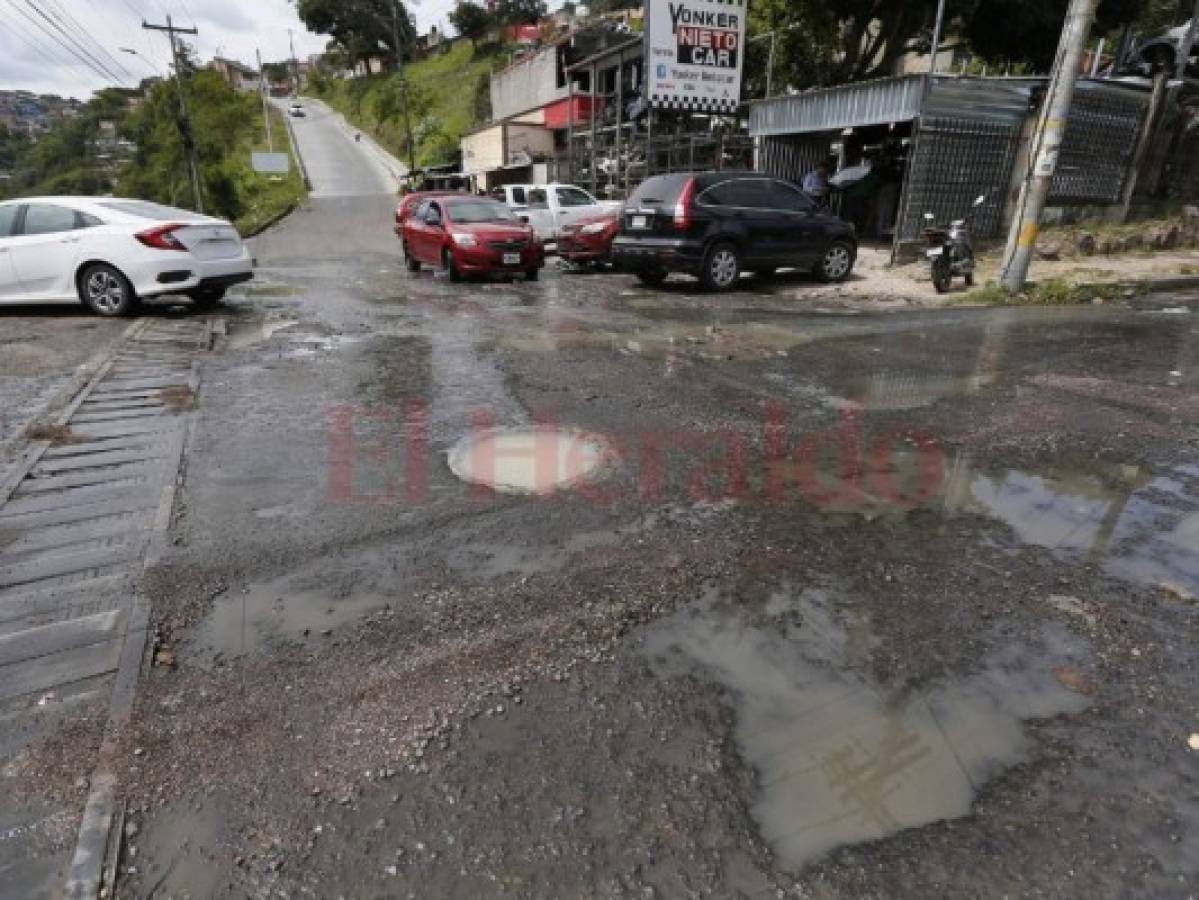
xmin=280 ymin=109 xmax=311 ymax=192
xmin=242 ymin=201 xmax=298 ymax=239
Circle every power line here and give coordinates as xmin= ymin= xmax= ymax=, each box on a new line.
xmin=5 ymin=0 xmax=122 ymax=84
xmin=0 ymin=2 xmax=76 ymax=72
xmin=23 ymin=0 xmax=128 ymax=83
xmin=21 ymin=0 xmax=128 ymax=84
xmin=41 ymin=0 xmax=137 ymax=82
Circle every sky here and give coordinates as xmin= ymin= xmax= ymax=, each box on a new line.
xmin=0 ymin=0 xmax=459 ymax=99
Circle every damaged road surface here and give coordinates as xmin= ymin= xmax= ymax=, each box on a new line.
xmin=7 ymin=106 xmax=1198 ymax=900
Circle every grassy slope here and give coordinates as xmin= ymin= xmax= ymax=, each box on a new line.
xmin=316 ymin=39 xmax=500 ymax=169
xmin=233 ymin=106 xmax=307 ymax=236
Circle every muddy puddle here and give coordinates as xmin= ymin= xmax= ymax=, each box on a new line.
xmin=225 ymin=319 xmax=366 ymax=359
xmin=946 ymin=459 xmax=1199 ymax=596
xmin=225 ymin=319 xmax=299 ymax=350
xmin=447 ymin=428 xmax=613 ymax=495
xmin=642 ymin=584 xmax=1091 ymax=872
xmin=190 ymin=573 xmax=391 ymax=666
xmin=445 ymin=518 xmax=654 ymax=580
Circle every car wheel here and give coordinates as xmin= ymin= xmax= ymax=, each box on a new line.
xmin=442 ymin=249 xmax=462 ymax=283
xmin=526 ymin=268 xmax=540 ymax=282
xmin=700 ymin=242 xmax=741 ymax=292
xmin=404 ymin=244 xmax=421 ymax=272
xmin=816 ymin=240 xmax=855 ymax=283
xmin=79 ymin=263 xmax=137 ymax=317
xmin=636 ymin=269 xmax=667 ymax=287
xmin=187 ymin=286 xmax=226 ymax=309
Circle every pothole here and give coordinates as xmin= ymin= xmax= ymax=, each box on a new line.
xmin=643 ymin=584 xmax=1092 ymax=872
xmin=446 ymin=428 xmax=612 ymax=495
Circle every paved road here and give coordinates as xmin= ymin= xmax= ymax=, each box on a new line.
xmin=7 ymin=126 xmax=1198 ymax=898
xmin=272 ymin=97 xmax=398 ymax=199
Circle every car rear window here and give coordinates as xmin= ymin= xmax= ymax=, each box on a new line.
xmin=627 ymin=175 xmax=693 ymax=208
xmin=99 ymin=200 xmax=205 ymax=221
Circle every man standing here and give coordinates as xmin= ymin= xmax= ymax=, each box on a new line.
xmin=803 ymin=160 xmax=832 ymax=206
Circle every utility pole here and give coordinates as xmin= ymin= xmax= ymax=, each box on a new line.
xmin=256 ymin=48 xmax=273 ymax=152
xmin=143 ymin=15 xmax=204 ymax=213
xmin=390 ymin=0 xmax=415 ymax=173
xmin=929 ymin=0 xmax=948 ymax=75
xmin=288 ymin=29 xmax=300 ymax=95
xmin=999 ymin=0 xmax=1098 ymax=293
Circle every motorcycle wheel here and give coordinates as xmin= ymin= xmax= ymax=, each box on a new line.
xmin=932 ymin=257 xmax=953 ymax=294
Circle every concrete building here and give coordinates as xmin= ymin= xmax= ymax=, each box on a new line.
xmin=461 ymin=119 xmax=557 ymax=190
xmin=209 ymin=58 xmax=261 ymax=93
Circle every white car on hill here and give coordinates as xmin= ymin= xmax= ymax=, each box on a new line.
xmin=0 ymin=197 xmax=253 ymax=316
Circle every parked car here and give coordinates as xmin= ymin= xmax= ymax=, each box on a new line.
xmin=491 ymin=183 xmax=621 ymax=241
xmin=558 ymin=212 xmax=620 ymax=267
xmin=0 ymin=197 xmax=253 ymax=316
xmin=393 ymin=191 xmax=462 ymax=238
xmin=401 ymin=195 xmax=544 ymax=282
xmin=611 ymin=172 xmax=858 ymax=292
xmin=288 ymin=103 xmax=305 ymax=117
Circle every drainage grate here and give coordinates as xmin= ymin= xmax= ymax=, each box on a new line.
xmin=0 ymin=316 xmax=211 ymax=899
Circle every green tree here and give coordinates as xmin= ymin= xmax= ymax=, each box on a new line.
xmin=296 ymin=0 xmax=417 ymax=70
xmin=963 ymin=0 xmax=1141 ymax=71
xmin=493 ymin=0 xmax=546 ymax=27
xmin=449 ymin=1 xmax=493 ymax=43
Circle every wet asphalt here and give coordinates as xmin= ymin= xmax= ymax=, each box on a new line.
xmin=11 ymin=109 xmax=1199 ymax=899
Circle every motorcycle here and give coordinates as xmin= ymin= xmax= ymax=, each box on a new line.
xmin=924 ymin=194 xmax=986 ymax=293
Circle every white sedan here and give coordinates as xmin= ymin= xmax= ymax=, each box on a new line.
xmin=0 ymin=197 xmax=253 ymax=316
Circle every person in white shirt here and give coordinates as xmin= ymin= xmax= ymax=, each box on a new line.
xmin=802 ymin=161 xmax=832 ymax=203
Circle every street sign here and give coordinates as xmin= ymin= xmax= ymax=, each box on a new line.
xmin=252 ymin=152 xmax=290 ymax=174
xmin=645 ymin=0 xmax=747 ymax=114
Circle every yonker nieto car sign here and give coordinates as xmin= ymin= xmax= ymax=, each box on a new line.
xmin=645 ymin=0 xmax=747 ymax=114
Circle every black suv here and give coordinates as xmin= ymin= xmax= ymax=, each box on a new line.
xmin=611 ymin=172 xmax=857 ymax=291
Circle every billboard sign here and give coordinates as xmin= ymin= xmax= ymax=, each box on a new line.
xmin=252 ymin=152 xmax=291 ymax=174
xmin=645 ymin=0 xmax=747 ymax=114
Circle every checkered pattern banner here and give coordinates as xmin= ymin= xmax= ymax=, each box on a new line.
xmin=650 ymin=93 xmax=741 ymax=114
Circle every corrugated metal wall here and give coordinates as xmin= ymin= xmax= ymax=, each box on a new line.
xmin=1049 ymin=84 xmax=1146 ymax=204
xmin=898 ymin=117 xmax=1022 ymax=243
xmin=758 ymin=133 xmax=836 ymax=185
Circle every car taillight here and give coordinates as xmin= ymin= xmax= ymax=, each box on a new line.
xmin=135 ymin=224 xmax=188 ymax=251
xmin=673 ymin=177 xmax=696 ymax=231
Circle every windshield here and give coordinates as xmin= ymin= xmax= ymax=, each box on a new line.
xmin=446 ymin=199 xmax=519 ymax=224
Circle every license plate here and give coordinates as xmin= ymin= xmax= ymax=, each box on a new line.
xmin=926 ymin=247 xmax=944 ymax=258
xmin=503 ymin=253 xmax=521 ymax=265
xmin=631 ymin=215 xmax=648 ymax=229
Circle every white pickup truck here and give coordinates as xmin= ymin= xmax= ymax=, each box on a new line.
xmin=491 ymin=183 xmax=622 ymax=241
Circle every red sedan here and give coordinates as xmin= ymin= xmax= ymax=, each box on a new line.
xmin=558 ymin=212 xmax=620 ymax=267
xmin=402 ymin=196 xmax=545 ymax=282
xmin=393 ymin=191 xmax=459 ymax=238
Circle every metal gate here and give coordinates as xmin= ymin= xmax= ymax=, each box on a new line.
xmin=897 ymin=116 xmax=1022 ymax=247
xmin=1049 ymin=87 xmax=1145 ymax=204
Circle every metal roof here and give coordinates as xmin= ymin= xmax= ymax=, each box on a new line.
xmin=749 ymin=75 xmax=927 ymax=137
xmin=748 ymin=74 xmax=1153 ymax=137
